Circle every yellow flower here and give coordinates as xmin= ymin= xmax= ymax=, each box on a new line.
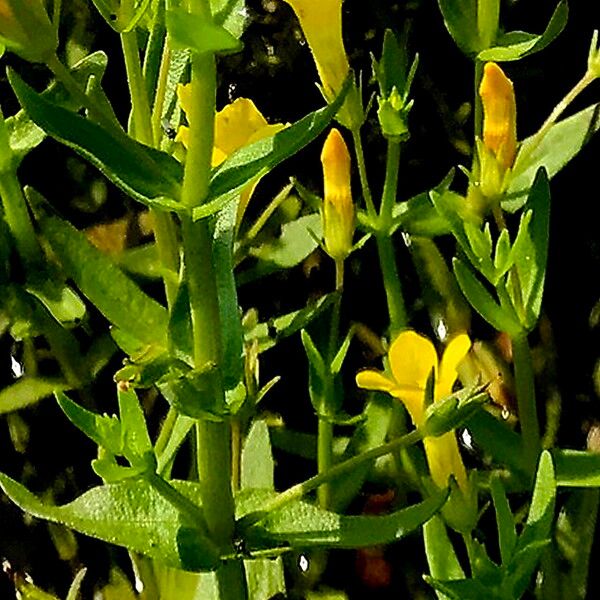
xmin=283 ymin=0 xmax=361 ymax=129
xmin=356 ymin=330 xmax=471 ymax=491
xmin=176 ymin=87 xmax=286 ymax=225
xmin=321 ymin=128 xmax=355 ymax=262
xmin=479 ymin=62 xmax=517 ymax=173
xmin=0 ymin=0 xmax=57 ymax=62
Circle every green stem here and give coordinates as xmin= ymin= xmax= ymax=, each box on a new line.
xmin=516 ymin=70 xmax=597 ymax=170
xmin=178 ymin=10 xmax=246 ymax=593
xmin=241 ymin=428 xmax=423 ymax=527
xmin=379 ymin=140 xmax=401 ymax=228
xmin=375 ymin=234 xmax=407 ymax=336
xmin=511 ymin=332 xmax=541 ymax=474
xmin=120 ymin=20 xmax=180 ymax=308
xmin=121 ymin=27 xmax=155 ymax=146
xmin=351 ymin=128 xmax=376 ymax=217
xmin=151 ymin=42 xmax=171 ymax=145
xmin=0 ymin=170 xmax=41 ymax=269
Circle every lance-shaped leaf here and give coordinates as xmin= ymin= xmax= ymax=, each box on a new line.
xmin=505 ymin=102 xmax=600 ymax=212
xmin=478 ymin=1 xmax=568 ymax=62
xmin=0 ymin=474 xmax=220 ymax=572
xmin=437 ymin=0 xmax=481 ymax=56
xmin=0 ymin=378 xmax=69 ymax=414
xmin=8 ymin=70 xmax=184 ymax=211
xmin=453 ymin=258 xmax=522 ymax=336
xmin=30 ymin=193 xmax=168 ymax=348
xmin=238 ymin=487 xmax=448 ymax=549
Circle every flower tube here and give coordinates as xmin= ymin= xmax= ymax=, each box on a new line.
xmin=356 ymin=330 xmax=471 ymax=491
xmin=283 ymin=0 xmax=362 ymax=129
xmin=321 ymin=128 xmax=355 ymax=262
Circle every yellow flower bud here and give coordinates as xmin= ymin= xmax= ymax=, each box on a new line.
xmin=321 ymin=128 xmax=355 ymax=262
xmin=0 ymin=0 xmax=57 ymax=63
xmin=479 ymin=62 xmax=517 ymax=172
xmin=283 ymin=0 xmax=362 ymax=129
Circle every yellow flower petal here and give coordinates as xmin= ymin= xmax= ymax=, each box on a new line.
xmin=388 ymin=331 xmax=437 ymax=393
xmin=213 ymin=98 xmax=270 ymax=159
xmin=437 ymin=333 xmax=471 ymax=399
xmin=479 ymin=62 xmax=517 ymax=172
xmin=356 ymin=370 xmax=397 ymax=394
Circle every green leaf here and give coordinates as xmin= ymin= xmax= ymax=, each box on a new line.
xmin=426 ymin=576 xmax=504 ymax=600
xmin=490 ymin=476 xmax=517 ymax=565
xmin=239 ymin=214 xmax=322 ymax=283
xmin=206 ymin=80 xmax=350 ymax=206
xmin=241 ymin=420 xmax=275 ymax=490
xmin=513 ymin=168 xmax=551 ymax=329
xmin=244 ymin=293 xmax=336 ymax=354
xmin=9 ymin=70 xmax=184 ymax=211
xmin=240 ymin=488 xmax=448 ymax=548
xmin=505 ymin=102 xmax=600 ymax=212
xmin=56 ymin=392 xmax=122 ymax=454
xmin=118 ymin=388 xmax=154 ymax=463
xmin=301 ymin=330 xmax=327 ymax=381
xmin=453 ymin=258 xmax=522 ymax=336
xmin=6 ymin=52 xmax=109 ymax=165
xmin=465 ymin=410 xmax=530 ymax=481
xmin=508 ymin=451 xmax=556 ymax=598
xmin=0 ymin=474 xmax=220 ymax=571
xmin=437 ymin=0 xmax=481 ymax=56
xmin=553 ymin=448 xmax=600 ymax=487
xmin=167 ymin=9 xmax=241 ymax=55
xmin=213 ymin=203 xmax=243 ymax=390
xmin=478 ymin=1 xmax=568 ymax=62
xmin=0 ymin=378 xmax=69 ymax=414
xmin=423 ymin=515 xmax=465 ymax=595
xmin=244 ymin=557 xmax=286 ymax=600
xmin=30 ymin=194 xmax=168 ymax=348
xmin=330 ymin=397 xmax=392 ymax=511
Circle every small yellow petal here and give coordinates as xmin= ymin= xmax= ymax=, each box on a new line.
xmin=356 ymin=370 xmax=396 ymax=394
xmin=479 ymin=62 xmax=517 ymax=171
xmin=388 ymin=331 xmax=437 ymax=393
xmin=437 ymin=333 xmax=471 ymax=400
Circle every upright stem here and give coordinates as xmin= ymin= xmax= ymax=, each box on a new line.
xmin=179 ymin=5 xmax=246 ymax=593
xmin=120 ymin=19 xmax=180 ymax=308
xmin=376 ymin=140 xmax=407 ymax=336
xmin=317 ymin=259 xmax=345 ymax=509
xmin=351 ymin=128 xmax=376 ymax=217
xmin=511 ymin=332 xmax=541 ymax=474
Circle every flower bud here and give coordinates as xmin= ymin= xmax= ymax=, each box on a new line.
xmin=321 ymin=128 xmax=355 ymax=262
xmin=479 ymin=62 xmax=517 ymax=172
xmin=0 ymin=0 xmax=57 ymax=63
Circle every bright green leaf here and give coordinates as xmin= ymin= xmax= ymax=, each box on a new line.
xmin=490 ymin=476 xmax=517 ymax=565
xmin=0 ymin=378 xmax=69 ymax=414
xmin=436 ymin=0 xmax=481 ymax=56
xmin=506 ymin=102 xmax=600 ymax=212
xmin=553 ymin=449 xmax=600 ymax=487
xmin=241 ymin=420 xmax=275 ymax=490
xmin=453 ymin=258 xmax=522 ymax=336
xmin=30 ymin=194 xmax=168 ymax=348
xmin=0 ymin=474 xmax=220 ymax=572
xmin=239 ymin=488 xmax=448 ymax=548
xmin=478 ymin=1 xmax=568 ymax=62
xmin=9 ymin=70 xmax=184 ymax=211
